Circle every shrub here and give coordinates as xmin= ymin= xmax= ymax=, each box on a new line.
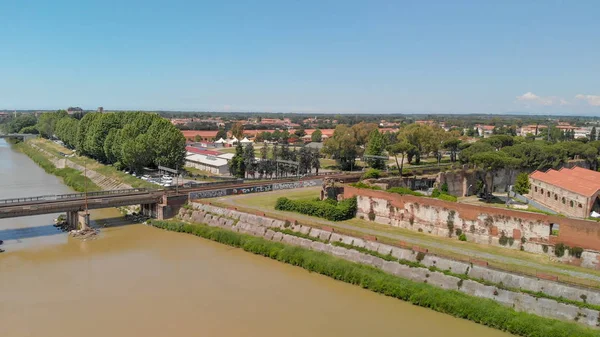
xmin=388 ymin=187 xmax=424 ymax=196
xmin=542 ymin=245 xmax=549 ymax=253
xmin=362 ymin=168 xmax=381 ymax=179
xmin=431 ymin=188 xmax=441 ymax=198
xmin=455 ymin=228 xmax=462 ymax=236
xmin=441 ymin=182 xmax=449 ymax=193
xmin=436 ymin=193 xmax=457 ymax=202
xmin=458 ymin=233 xmax=467 ymax=241
xmin=498 ymin=233 xmax=509 ymax=246
xmin=569 ymin=246 xmax=584 ymax=259
xmin=416 ymin=252 xmax=426 ymax=262
xmin=350 ymin=182 xmax=382 ymax=190
xmin=368 ymin=209 xmax=376 ymax=221
xmin=554 ymin=243 xmax=567 ymax=257
xmin=275 ymin=196 xmax=357 ymax=221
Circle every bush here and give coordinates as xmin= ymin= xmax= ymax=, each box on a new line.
xmin=436 ymin=193 xmax=457 ymax=202
xmin=275 ymin=196 xmax=357 ymax=221
xmin=362 ymin=168 xmax=381 ymax=179
xmin=388 ymin=187 xmax=424 ymax=196
xmin=431 ymin=188 xmax=441 ymax=198
xmin=569 ymin=246 xmax=584 ymax=259
xmin=441 ymin=182 xmax=449 ymax=193
xmin=458 ymin=233 xmax=467 ymax=241
xmin=554 ymin=243 xmax=567 ymax=257
xmin=350 ymin=182 xmax=382 ymax=190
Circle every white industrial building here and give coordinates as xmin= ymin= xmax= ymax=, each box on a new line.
xmin=185 ymin=153 xmax=229 ymax=175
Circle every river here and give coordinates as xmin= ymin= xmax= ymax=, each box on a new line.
xmin=0 ymin=139 xmax=512 ymax=337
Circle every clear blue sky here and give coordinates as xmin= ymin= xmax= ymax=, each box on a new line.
xmin=1 ymin=0 xmax=599 ymax=115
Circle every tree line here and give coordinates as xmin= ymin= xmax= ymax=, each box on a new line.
xmin=41 ymin=111 xmax=186 ymax=173
xmin=229 ymin=142 xmax=320 ymax=179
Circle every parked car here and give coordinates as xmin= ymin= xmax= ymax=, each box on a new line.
xmin=141 ymin=175 xmax=150 ymax=181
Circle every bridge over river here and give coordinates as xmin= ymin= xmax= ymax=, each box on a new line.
xmin=0 ymin=133 xmax=37 ymax=141
xmin=0 ymin=173 xmax=360 ymax=229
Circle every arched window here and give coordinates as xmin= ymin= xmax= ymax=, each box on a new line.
xmin=570 ymin=200 xmax=574 ymax=207
xmin=562 ymin=197 xmax=566 ymax=204
xmin=541 ymin=188 xmax=544 ymax=194
xmin=547 ymin=191 xmax=550 ymax=197
xmin=535 ymin=186 xmax=538 ymax=192
xmin=554 ymin=194 xmax=558 ymax=201
xmin=579 ymin=203 xmax=583 ymax=208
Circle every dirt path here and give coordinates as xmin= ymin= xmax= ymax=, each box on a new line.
xmin=214 ymin=189 xmax=600 ymax=284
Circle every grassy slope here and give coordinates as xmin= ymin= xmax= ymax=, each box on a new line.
xmin=31 ymin=138 xmax=156 ymax=189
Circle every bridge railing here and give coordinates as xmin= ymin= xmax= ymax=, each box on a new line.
xmin=0 ymin=188 xmax=149 ymax=205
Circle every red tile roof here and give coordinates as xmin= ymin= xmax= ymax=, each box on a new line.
xmin=185 ymin=146 xmax=221 ymax=156
xmin=181 ymin=130 xmax=219 ymax=139
xmin=530 ymin=167 xmax=600 ymax=197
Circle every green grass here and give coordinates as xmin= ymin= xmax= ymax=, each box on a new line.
xmin=150 ymin=219 xmax=599 ymax=337
xmin=33 ymin=139 xmax=156 ymax=189
xmin=14 ymin=141 xmax=101 ymax=193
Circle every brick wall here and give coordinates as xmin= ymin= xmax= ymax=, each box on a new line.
xmin=344 ymin=185 xmax=600 ymax=252
xmin=529 ymin=178 xmax=589 ymax=218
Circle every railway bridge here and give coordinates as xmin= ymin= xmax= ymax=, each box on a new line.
xmin=0 ymin=174 xmax=361 ymax=230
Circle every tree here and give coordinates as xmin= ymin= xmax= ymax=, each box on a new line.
xmin=194 ymin=135 xmax=202 ymax=142
xmin=323 ymin=125 xmax=360 ymax=171
xmin=230 ymin=122 xmax=245 ymax=139
xmin=294 ymin=127 xmax=306 ymax=137
xmin=311 ymin=149 xmax=320 ymax=175
xmin=471 ymin=151 xmax=521 ymax=199
xmin=513 ymin=172 xmax=531 ymax=195
xmin=2 ymin=114 xmax=37 ymax=134
xmin=364 ymin=129 xmax=387 ymax=169
xmin=214 ymin=128 xmax=227 ymax=141
xmin=442 ymin=138 xmax=461 ymax=162
xmin=243 ymin=143 xmax=256 ymax=178
xmin=228 ymin=143 xmax=245 ymax=178
xmin=311 ymin=129 xmax=323 ymax=142
xmin=590 ymin=127 xmax=597 ymax=141
xmin=36 ymin=110 xmax=67 ymax=138
xmin=398 ymin=124 xmax=437 ymax=165
xmin=387 ymin=141 xmax=414 ymax=175
xmin=351 ymin=122 xmax=378 ymax=146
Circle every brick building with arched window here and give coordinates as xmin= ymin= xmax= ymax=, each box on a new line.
xmin=529 ymin=167 xmax=600 ymax=218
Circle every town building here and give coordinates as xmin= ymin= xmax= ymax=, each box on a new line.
xmin=529 ymin=166 xmax=600 ymax=218
xmin=184 ymin=146 xmax=232 ymax=175
xmin=475 ymin=125 xmax=495 ymax=138
xmin=518 ymin=125 xmax=547 ymax=137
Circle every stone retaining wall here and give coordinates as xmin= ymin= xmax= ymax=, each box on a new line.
xmin=177 ymin=202 xmax=600 ymax=328
xmin=344 ymin=186 xmax=600 ymax=270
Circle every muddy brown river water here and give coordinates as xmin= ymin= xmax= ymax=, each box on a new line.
xmin=0 ymin=139 xmax=512 ymax=337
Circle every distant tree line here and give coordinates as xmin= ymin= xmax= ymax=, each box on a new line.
xmin=229 ymin=142 xmax=320 ymax=179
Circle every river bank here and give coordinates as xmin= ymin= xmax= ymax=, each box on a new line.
xmin=11 ymin=139 xmax=101 ymax=193
xmin=153 ymin=205 xmax=598 ymax=336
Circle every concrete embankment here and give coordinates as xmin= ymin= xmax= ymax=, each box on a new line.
xmin=176 ymin=202 xmax=600 ymax=328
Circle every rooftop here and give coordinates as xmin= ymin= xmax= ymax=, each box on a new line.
xmin=530 ymin=166 xmax=600 ymax=197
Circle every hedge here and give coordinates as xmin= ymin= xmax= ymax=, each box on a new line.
xmin=275 ymin=196 xmax=357 ymax=221
xmin=150 ymin=219 xmax=598 ymax=337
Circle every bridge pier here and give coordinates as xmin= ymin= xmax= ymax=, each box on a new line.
xmin=140 ymin=203 xmax=157 ymax=218
xmin=66 ymin=211 xmax=89 ymax=230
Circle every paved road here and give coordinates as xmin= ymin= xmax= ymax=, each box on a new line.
xmin=215 ymin=188 xmax=600 ymax=284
